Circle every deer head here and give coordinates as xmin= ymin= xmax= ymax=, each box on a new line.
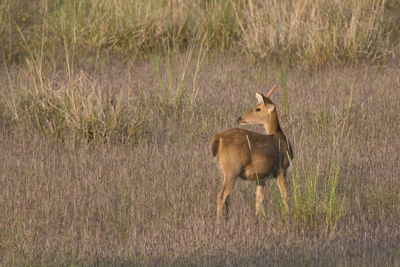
xmin=237 ymin=85 xmax=280 ymax=134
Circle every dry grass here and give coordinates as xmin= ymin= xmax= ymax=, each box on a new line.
xmin=0 ymin=54 xmax=399 ymax=265
xmin=1 ymin=65 xmax=144 ymax=144
xmin=1 ymin=0 xmax=399 ymax=66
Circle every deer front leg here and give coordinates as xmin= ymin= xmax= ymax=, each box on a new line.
xmin=276 ymin=169 xmax=289 ymax=212
xmin=255 ymin=182 xmax=265 ymax=216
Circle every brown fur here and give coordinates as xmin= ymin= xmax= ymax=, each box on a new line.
xmin=211 ymin=88 xmax=293 ymax=221
xmin=213 ymin=128 xmax=292 ymax=181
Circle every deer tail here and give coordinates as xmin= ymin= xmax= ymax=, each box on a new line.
xmin=211 ymin=135 xmax=220 ymax=157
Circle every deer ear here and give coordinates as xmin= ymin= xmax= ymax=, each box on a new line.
xmin=265 ymin=103 xmax=275 ymax=112
xmin=256 ymin=92 xmax=265 ymax=104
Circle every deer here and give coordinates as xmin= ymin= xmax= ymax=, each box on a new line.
xmin=211 ymin=85 xmax=293 ymax=221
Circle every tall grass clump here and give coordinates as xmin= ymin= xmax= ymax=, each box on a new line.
xmin=280 ymin=94 xmax=354 ymax=233
xmin=1 ymin=63 xmax=144 ymax=144
xmin=290 ymin=137 xmax=346 ymax=232
xmin=233 ymin=0 xmax=395 ymax=64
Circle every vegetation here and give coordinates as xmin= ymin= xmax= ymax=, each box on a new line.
xmin=0 ymin=0 xmax=399 ymax=265
xmin=1 ymin=0 xmax=399 ymax=65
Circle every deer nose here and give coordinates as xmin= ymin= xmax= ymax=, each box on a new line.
xmin=237 ymin=116 xmax=242 ymax=124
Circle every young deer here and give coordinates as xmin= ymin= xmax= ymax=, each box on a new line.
xmin=211 ymin=85 xmax=293 ymax=220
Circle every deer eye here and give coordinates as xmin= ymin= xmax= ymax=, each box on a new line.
xmin=255 ymin=108 xmax=261 ymax=112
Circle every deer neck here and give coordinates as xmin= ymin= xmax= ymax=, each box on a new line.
xmin=263 ymin=112 xmax=281 ymax=135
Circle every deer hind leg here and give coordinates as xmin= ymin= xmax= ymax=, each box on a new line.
xmin=255 ymin=182 xmax=266 ymax=216
xmin=276 ymin=169 xmax=289 ymax=212
xmin=216 ymin=170 xmax=236 ymax=221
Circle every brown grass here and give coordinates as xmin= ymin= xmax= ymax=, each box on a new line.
xmin=0 ymin=54 xmax=399 ymax=265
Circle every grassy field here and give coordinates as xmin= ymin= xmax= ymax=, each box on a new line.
xmin=1 ymin=55 xmax=400 ymax=265
xmin=1 ymin=0 xmax=400 ymax=265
